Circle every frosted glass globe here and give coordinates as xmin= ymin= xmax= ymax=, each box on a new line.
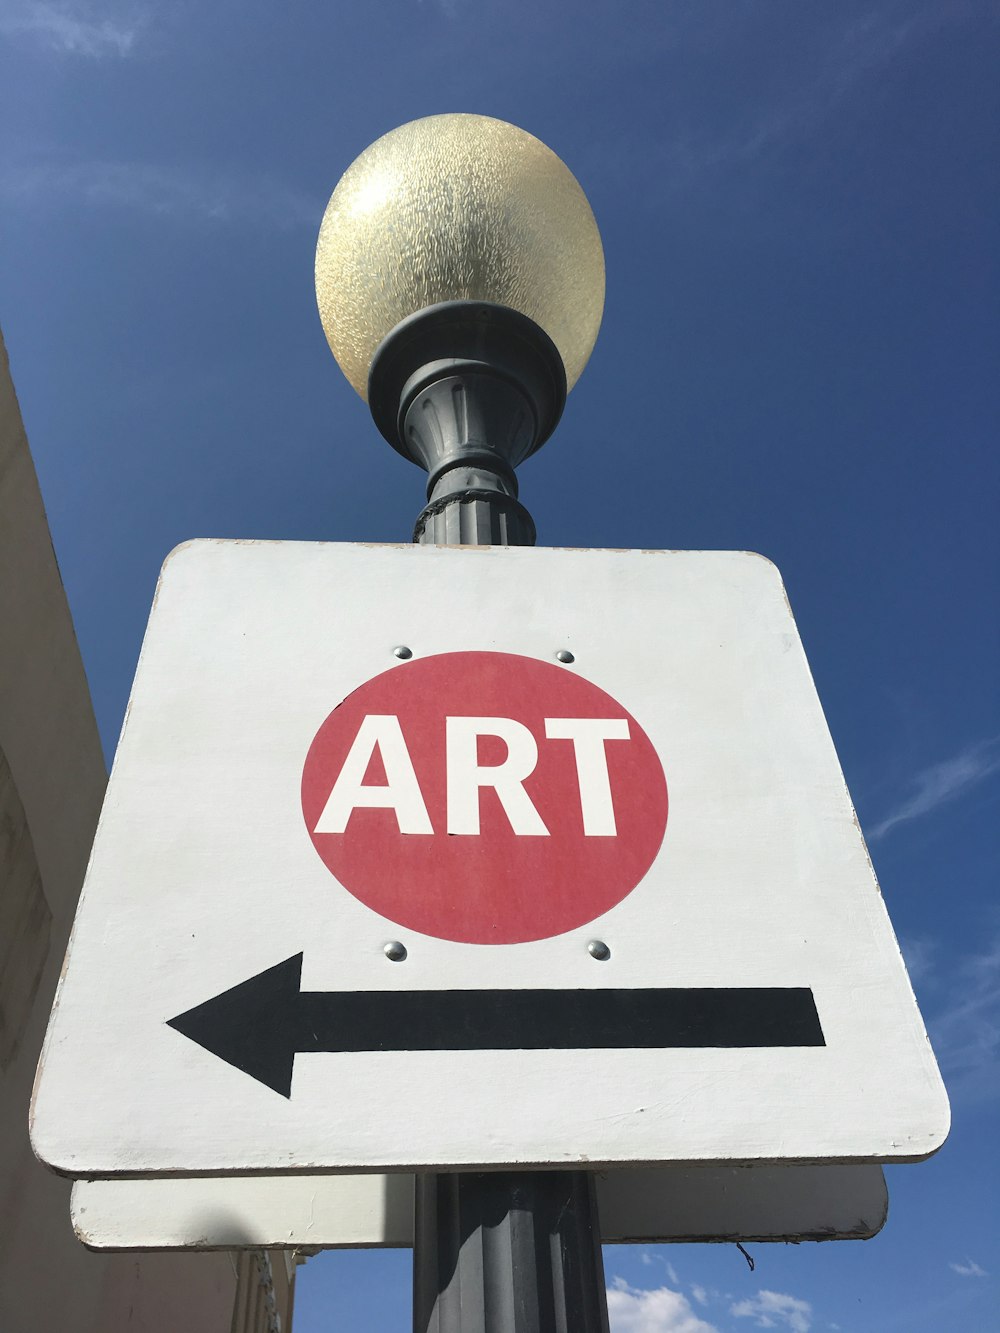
xmin=315 ymin=114 xmax=605 ymax=400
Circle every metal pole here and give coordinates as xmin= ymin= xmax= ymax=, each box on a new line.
xmin=367 ymin=300 xmax=611 ymax=1333
xmin=410 ymin=463 xmax=611 ymax=1333
xmin=413 ymin=1172 xmax=609 ymax=1333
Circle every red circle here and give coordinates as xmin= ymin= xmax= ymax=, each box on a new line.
xmin=301 ymin=651 xmax=667 ymax=944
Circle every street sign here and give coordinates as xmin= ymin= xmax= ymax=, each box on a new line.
xmin=71 ymin=1165 xmax=887 ymax=1249
xmin=31 ymin=542 xmax=948 ymax=1176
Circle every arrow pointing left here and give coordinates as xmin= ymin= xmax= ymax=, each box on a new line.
xmin=167 ymin=954 xmax=825 ymax=1097
xmin=167 ymin=954 xmax=305 ymax=1097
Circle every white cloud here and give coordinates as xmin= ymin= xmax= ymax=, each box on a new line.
xmin=731 ymin=1289 xmax=812 ymax=1333
xmin=608 ymin=1278 xmax=719 ymax=1333
xmin=0 ymin=158 xmax=322 ymax=231
xmin=950 ymin=1258 xmax=988 ymax=1278
xmin=0 ymin=1 xmax=142 ymax=58
xmin=691 ymin=1285 xmax=708 ymax=1307
xmin=666 ymin=1262 xmax=680 ymax=1285
xmin=869 ymin=735 xmax=1000 ymax=840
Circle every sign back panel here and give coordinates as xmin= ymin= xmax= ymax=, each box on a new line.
xmin=31 ymin=543 xmax=948 ymax=1175
xmin=71 ymin=1165 xmax=888 ymax=1250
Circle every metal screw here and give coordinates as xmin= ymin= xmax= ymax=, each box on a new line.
xmin=384 ymin=941 xmax=407 ymax=962
xmin=587 ymin=940 xmax=610 ymax=961
xmin=555 ymin=649 xmax=575 ymax=664
xmin=393 ymin=645 xmax=413 ymax=660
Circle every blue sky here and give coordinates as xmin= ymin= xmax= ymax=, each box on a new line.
xmin=2 ymin=2 xmax=998 ymax=1330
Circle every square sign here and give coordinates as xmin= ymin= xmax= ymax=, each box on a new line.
xmin=31 ymin=543 xmax=948 ymax=1176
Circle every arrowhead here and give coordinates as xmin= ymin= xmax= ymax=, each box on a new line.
xmin=167 ymin=954 xmax=303 ymax=1097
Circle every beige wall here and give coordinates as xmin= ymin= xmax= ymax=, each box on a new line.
xmin=0 ymin=328 xmax=296 ymax=1333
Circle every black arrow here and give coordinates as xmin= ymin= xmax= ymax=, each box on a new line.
xmin=167 ymin=954 xmax=824 ymax=1097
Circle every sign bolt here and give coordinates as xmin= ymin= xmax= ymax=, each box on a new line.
xmin=555 ymin=649 xmax=575 ymax=664
xmin=393 ymin=645 xmax=413 ymax=660
xmin=383 ymin=941 xmax=407 ymax=962
xmin=587 ymin=939 xmax=610 ymax=960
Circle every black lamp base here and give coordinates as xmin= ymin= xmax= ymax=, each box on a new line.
xmin=367 ymin=302 xmax=567 ymax=546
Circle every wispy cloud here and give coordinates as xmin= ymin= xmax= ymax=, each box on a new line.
xmin=0 ymin=158 xmax=323 ymax=231
xmin=899 ymin=935 xmax=936 ymax=988
xmin=929 ymin=937 xmax=1000 ymax=1105
xmin=608 ymin=1277 xmax=719 ymax=1333
xmin=950 ymin=1258 xmax=988 ymax=1278
xmin=869 ymin=735 xmax=1000 ymax=841
xmin=587 ymin=0 xmax=986 ymax=202
xmin=635 ymin=1252 xmax=681 ymax=1286
xmin=0 ymin=1 xmax=143 ymax=58
xmin=731 ymin=1289 xmax=813 ymax=1333
xmin=728 ymin=0 xmax=980 ymax=166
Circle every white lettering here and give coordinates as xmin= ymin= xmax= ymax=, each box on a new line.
xmin=543 ymin=717 xmax=630 ymax=835
xmin=446 ymin=717 xmax=549 ymax=836
xmin=314 ymin=714 xmax=433 ymax=835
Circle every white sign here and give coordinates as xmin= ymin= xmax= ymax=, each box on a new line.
xmin=71 ymin=1165 xmax=888 ymax=1250
xmin=31 ymin=542 xmax=948 ymax=1175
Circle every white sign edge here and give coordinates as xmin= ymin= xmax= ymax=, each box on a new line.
xmin=70 ymin=1165 xmax=888 ymax=1251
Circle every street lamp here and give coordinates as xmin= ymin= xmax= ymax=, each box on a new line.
xmin=315 ymin=114 xmax=610 ymax=1333
xmin=316 ymin=112 xmax=605 ymax=543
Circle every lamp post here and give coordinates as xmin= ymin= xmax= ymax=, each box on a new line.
xmin=316 ymin=113 xmax=609 ymax=1333
xmin=316 ymin=113 xmax=604 ymax=548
